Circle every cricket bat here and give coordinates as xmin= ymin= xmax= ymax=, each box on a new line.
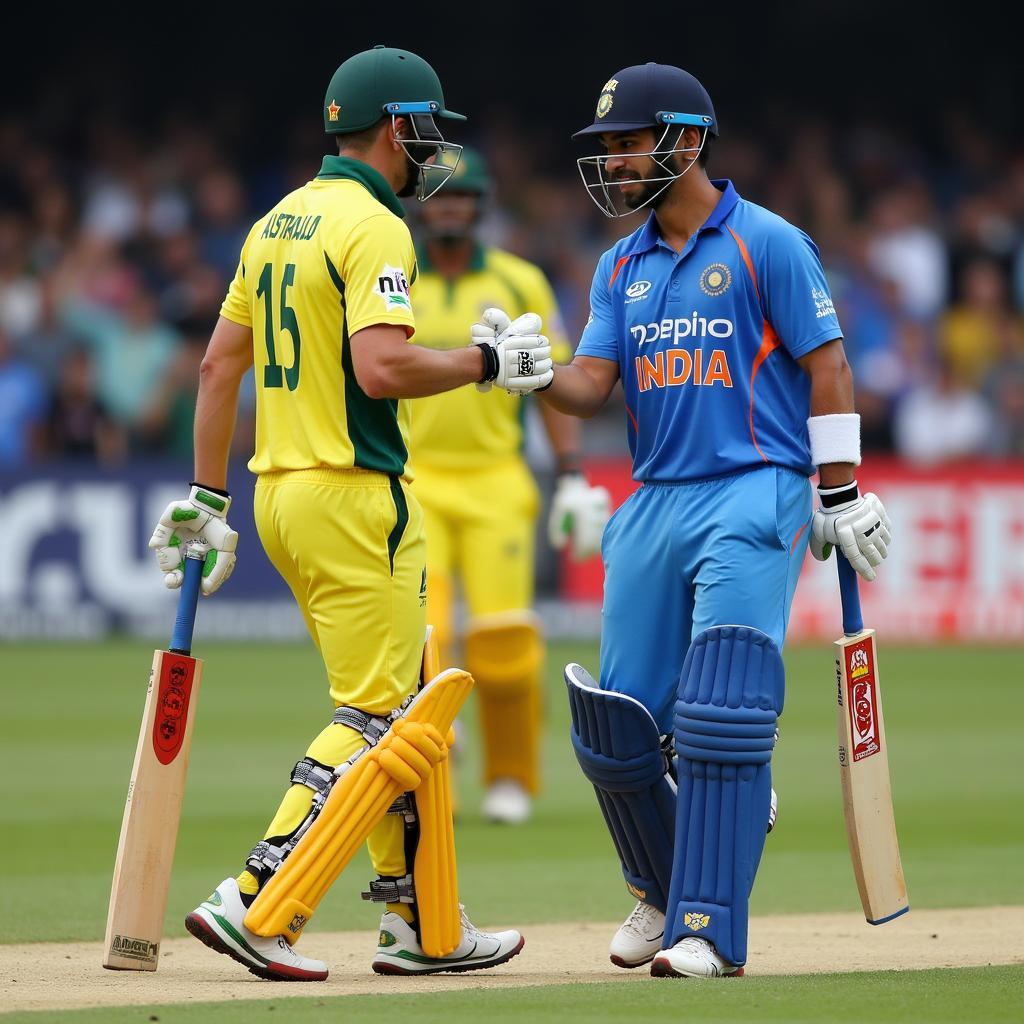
xmin=103 ymin=545 xmax=205 ymax=970
xmin=834 ymin=552 xmax=909 ymax=925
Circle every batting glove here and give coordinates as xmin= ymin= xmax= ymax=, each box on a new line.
xmin=471 ymin=307 xmax=554 ymax=395
xmin=149 ymin=483 xmax=238 ymax=596
xmin=548 ymin=472 xmax=611 ymax=560
xmin=809 ymin=481 xmax=892 ymax=582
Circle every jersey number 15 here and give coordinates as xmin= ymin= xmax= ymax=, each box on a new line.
xmin=256 ymin=261 xmax=301 ymax=391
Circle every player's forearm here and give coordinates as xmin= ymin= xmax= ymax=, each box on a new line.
xmin=800 ymin=339 xmax=856 ymax=487
xmin=193 ymin=363 xmax=243 ymax=489
xmin=361 ymin=344 xmax=485 ymax=399
xmin=538 ymin=361 xmax=616 ymax=419
xmin=538 ymin=398 xmax=583 ymax=472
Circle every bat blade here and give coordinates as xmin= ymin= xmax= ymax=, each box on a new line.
xmin=835 ymin=626 xmax=909 ymax=924
xmin=103 ymin=647 xmax=203 ymax=970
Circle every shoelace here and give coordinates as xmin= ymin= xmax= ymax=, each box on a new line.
xmin=624 ymin=901 xmax=662 ymax=938
xmin=458 ymin=904 xmax=485 ymax=939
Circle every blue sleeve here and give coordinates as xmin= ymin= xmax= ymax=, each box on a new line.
xmin=761 ymin=226 xmax=843 ymax=359
xmin=576 ymin=252 xmax=619 ymax=362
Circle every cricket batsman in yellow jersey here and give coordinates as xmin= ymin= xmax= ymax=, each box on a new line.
xmin=411 ymin=148 xmax=611 ymax=824
xmin=144 ymin=46 xmax=553 ymax=981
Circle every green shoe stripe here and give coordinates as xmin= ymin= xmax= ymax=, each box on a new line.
xmin=392 ymin=941 xmax=480 ymax=965
xmin=208 ymin=909 xmax=272 ymax=967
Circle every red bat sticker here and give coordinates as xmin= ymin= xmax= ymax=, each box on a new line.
xmin=152 ymin=655 xmax=196 ymax=765
xmin=845 ymin=641 xmax=881 ymax=762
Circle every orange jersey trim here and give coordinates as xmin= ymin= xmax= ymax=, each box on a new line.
xmin=727 ymin=224 xmax=780 ymax=462
xmin=624 ymin=401 xmax=639 ymax=435
xmin=727 ymin=225 xmax=760 ymax=301
xmin=789 ymin=516 xmax=811 ymax=553
xmin=609 ymin=255 xmax=632 ymax=287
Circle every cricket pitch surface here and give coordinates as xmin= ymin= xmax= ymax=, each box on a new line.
xmin=3 ymin=906 xmax=1022 ymax=1013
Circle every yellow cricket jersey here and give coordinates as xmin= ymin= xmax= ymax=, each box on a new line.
xmin=221 ymin=156 xmax=418 ymax=478
xmin=410 ymin=245 xmax=571 ymax=469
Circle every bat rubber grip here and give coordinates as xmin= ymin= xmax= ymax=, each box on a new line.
xmin=837 ymin=552 xmax=864 ymax=636
xmin=170 ymin=552 xmax=203 ymax=654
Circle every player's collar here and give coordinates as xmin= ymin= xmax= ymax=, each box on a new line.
xmin=316 ymin=156 xmax=405 ymax=218
xmin=416 ymin=241 xmax=486 ymax=273
xmin=628 ymin=179 xmax=740 ymax=255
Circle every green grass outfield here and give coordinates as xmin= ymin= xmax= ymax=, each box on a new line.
xmin=2 ymin=640 xmax=1022 ymax=1020
xmin=3 ymin=968 xmax=1022 ymax=1024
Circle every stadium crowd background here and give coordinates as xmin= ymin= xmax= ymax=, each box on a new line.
xmin=2 ymin=12 xmax=1022 ymax=470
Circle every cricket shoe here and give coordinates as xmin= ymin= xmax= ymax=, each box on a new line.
xmin=482 ymin=779 xmax=531 ymax=825
xmin=609 ymin=900 xmax=665 ymax=968
xmin=650 ymin=936 xmax=744 ymax=978
xmin=372 ymin=907 xmax=524 ymax=975
xmin=185 ymin=877 xmax=328 ymax=981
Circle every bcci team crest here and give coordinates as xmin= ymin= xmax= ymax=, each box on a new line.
xmin=596 ymin=78 xmax=618 ymax=119
xmin=700 ymin=263 xmax=732 ymax=297
xmin=684 ymin=912 xmax=711 ymax=932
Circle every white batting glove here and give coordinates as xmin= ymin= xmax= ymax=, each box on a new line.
xmin=809 ymin=482 xmax=892 ymax=582
xmin=470 ymin=308 xmax=512 ymax=394
xmin=548 ymin=472 xmax=611 ymax=560
xmin=471 ymin=308 xmax=554 ymax=395
xmin=148 ymin=483 xmax=239 ymax=596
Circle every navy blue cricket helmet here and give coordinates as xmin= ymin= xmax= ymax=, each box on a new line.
xmin=574 ymin=63 xmax=718 ymax=139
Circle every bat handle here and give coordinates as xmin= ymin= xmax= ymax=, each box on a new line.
xmin=837 ymin=552 xmax=864 ymax=636
xmin=169 ymin=544 xmax=204 ymax=654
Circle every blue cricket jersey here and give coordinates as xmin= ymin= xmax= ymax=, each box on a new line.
xmin=577 ymin=180 xmax=842 ymax=481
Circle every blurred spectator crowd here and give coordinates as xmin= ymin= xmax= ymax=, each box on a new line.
xmin=1 ymin=109 xmax=1023 ymax=467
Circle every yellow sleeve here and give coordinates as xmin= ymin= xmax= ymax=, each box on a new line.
xmin=522 ymin=264 xmax=572 ymax=364
xmin=220 ymin=241 xmax=252 ymax=327
xmin=341 ymin=213 xmax=417 ymax=337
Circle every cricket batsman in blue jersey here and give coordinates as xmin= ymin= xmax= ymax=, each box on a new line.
xmin=484 ymin=63 xmax=893 ymax=978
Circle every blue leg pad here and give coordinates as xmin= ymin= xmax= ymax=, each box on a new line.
xmin=665 ymin=626 xmax=785 ymax=966
xmin=565 ymin=664 xmax=675 ymax=912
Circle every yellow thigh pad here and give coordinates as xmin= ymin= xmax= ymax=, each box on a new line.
xmin=244 ymin=668 xmax=472 ymax=951
xmin=464 ymin=611 xmax=543 ymax=697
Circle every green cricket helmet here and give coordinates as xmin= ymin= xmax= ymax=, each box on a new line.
xmin=436 ymin=145 xmax=491 ymax=194
xmin=323 ymin=45 xmax=465 ymax=200
xmin=417 ymin=146 xmax=491 ymax=242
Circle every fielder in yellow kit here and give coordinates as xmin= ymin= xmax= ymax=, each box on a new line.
xmin=410 ymin=148 xmax=611 ymax=823
xmin=145 ymin=46 xmax=553 ymax=981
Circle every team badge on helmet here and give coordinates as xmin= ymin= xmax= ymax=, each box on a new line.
xmin=700 ymin=263 xmax=732 ymax=297
xmin=596 ymin=78 xmax=618 ymax=119
xmin=327 ymin=99 xmax=340 ymax=122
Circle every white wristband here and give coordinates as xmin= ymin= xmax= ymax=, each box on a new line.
xmin=807 ymin=413 xmax=861 ymax=467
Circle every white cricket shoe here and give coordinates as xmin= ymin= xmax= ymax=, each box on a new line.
xmin=185 ymin=877 xmax=328 ymax=981
xmin=372 ymin=907 xmax=524 ymax=975
xmin=651 ymin=936 xmax=744 ymax=978
xmin=609 ymin=900 xmax=665 ymax=968
xmin=482 ymin=779 xmax=532 ymax=825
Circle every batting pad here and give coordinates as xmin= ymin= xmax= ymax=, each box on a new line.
xmin=413 ymin=731 xmax=459 ymax=956
xmin=566 ymin=664 xmax=675 ymax=912
xmin=464 ymin=611 xmax=543 ymax=698
xmin=466 ymin=611 xmax=543 ymax=792
xmin=666 ymin=626 xmax=784 ymax=966
xmin=245 ymin=669 xmax=472 ymax=954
